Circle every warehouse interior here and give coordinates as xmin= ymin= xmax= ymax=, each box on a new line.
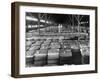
xmin=25 ymin=12 xmax=90 ymax=67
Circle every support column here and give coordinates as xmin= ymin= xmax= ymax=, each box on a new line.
xmin=45 ymin=14 xmax=47 ymax=32
xmin=74 ymin=15 xmax=80 ymax=41
xmin=38 ymin=13 xmax=41 ymax=35
xmin=77 ymin=15 xmax=80 ymax=41
xmin=72 ymin=15 xmax=74 ymax=33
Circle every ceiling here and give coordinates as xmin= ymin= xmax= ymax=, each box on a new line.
xmin=26 ymin=12 xmax=89 ymax=26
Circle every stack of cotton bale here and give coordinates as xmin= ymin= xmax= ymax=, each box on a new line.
xmin=50 ymin=42 xmax=60 ymax=49
xmin=59 ymin=48 xmax=72 ymax=65
xmin=47 ymin=49 xmax=59 ymax=65
xmin=71 ymin=45 xmax=82 ymax=65
xmin=80 ymin=45 xmax=90 ymax=64
xmin=26 ymin=50 xmax=36 ymax=66
xmin=33 ymin=49 xmax=47 ymax=66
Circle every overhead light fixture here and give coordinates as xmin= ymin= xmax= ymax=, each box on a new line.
xmin=26 ymin=16 xmax=52 ymax=24
xmin=26 ymin=16 xmax=38 ymax=21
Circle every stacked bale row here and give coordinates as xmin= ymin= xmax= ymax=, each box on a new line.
xmin=26 ymin=38 xmax=89 ymax=67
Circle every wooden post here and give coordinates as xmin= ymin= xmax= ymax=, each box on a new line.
xmin=77 ymin=15 xmax=80 ymax=41
xmin=45 ymin=14 xmax=47 ymax=32
xmin=38 ymin=13 xmax=41 ymax=35
xmin=74 ymin=15 xmax=80 ymax=41
xmin=72 ymin=15 xmax=74 ymax=33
